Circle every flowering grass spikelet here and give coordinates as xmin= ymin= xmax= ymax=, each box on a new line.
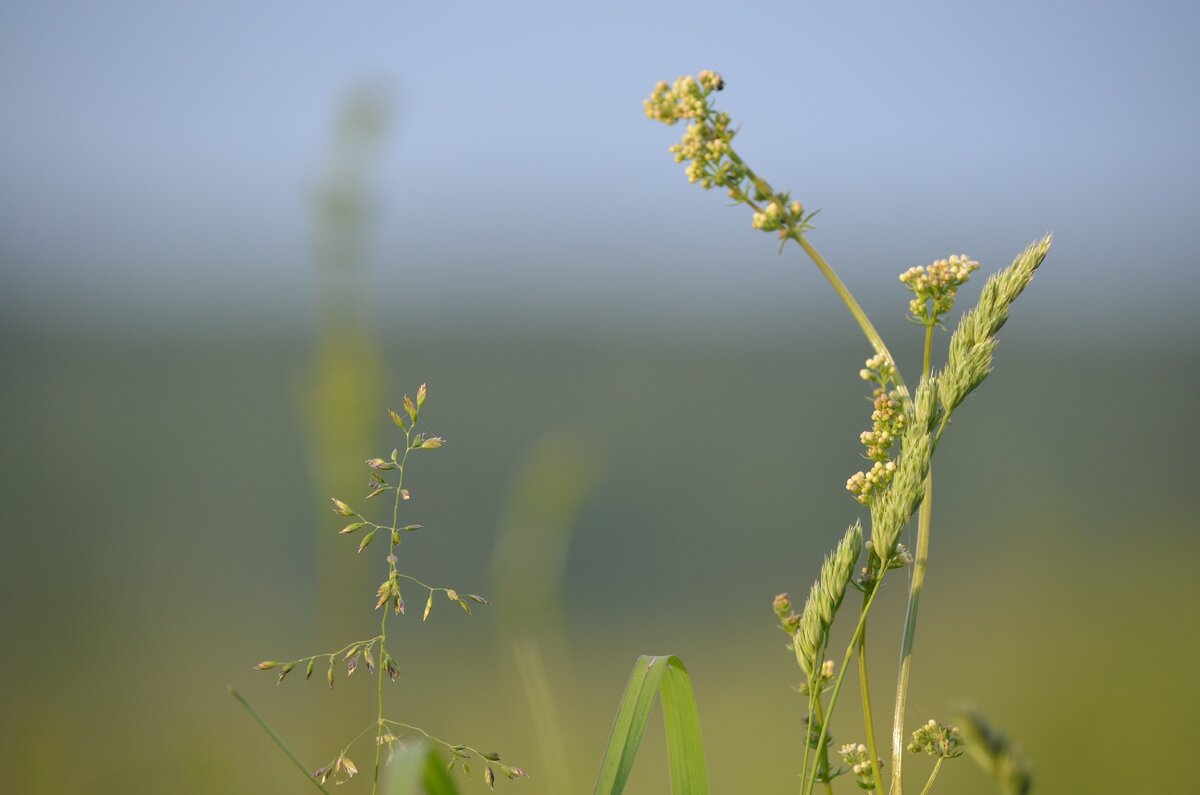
xmin=869 ymin=377 xmax=939 ymax=559
xmin=793 ymin=522 xmax=863 ymax=677
xmin=939 ymin=236 xmax=1052 ymax=415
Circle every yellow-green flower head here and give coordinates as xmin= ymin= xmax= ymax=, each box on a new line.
xmin=645 ymin=71 xmax=742 ymax=191
xmin=900 ymin=254 xmax=981 ymax=324
xmin=643 ymin=71 xmax=722 ymax=125
xmin=697 ymin=69 xmax=725 ymax=92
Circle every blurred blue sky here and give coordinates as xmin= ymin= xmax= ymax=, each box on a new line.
xmin=2 ymin=1 xmax=1198 ymax=336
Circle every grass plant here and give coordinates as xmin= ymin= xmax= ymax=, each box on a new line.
xmin=633 ymin=69 xmax=1051 ymax=794
xmin=242 ymin=386 xmax=526 ymax=793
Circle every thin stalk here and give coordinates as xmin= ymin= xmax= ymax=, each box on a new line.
xmin=917 ymin=758 xmax=944 ymax=795
xmin=889 ymin=324 xmax=935 ymax=795
xmin=799 ymin=664 xmax=820 ymax=792
xmin=375 ymin=431 xmax=412 ymax=794
xmin=856 ymin=592 xmax=885 ymax=791
xmin=792 ymin=233 xmax=904 ymax=392
xmin=722 ymin=145 xmax=905 ymax=395
xmin=802 ymin=574 xmax=887 ymax=795
xmin=229 ymin=687 xmax=333 ymax=794
xmin=373 ymin=603 xmax=386 ymax=793
xmin=812 ymin=697 xmax=835 ymax=795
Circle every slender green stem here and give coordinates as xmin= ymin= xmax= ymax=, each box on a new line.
xmin=812 ymin=697 xmax=835 ymax=795
xmin=889 ymin=325 xmax=935 ymax=795
xmin=921 ymin=324 xmax=933 ymax=377
xmin=857 ymin=592 xmax=885 ymax=791
xmin=802 ymin=574 xmax=888 ymax=795
xmin=374 ymin=429 xmax=413 ymax=795
xmin=917 ymin=758 xmax=944 ymax=795
xmin=723 ymin=144 xmax=906 ymax=395
xmin=229 ymin=687 xmax=333 ymax=794
xmin=373 ymin=603 xmax=386 ymax=793
xmin=791 ymin=233 xmax=907 ymax=396
xmin=799 ymin=662 xmax=820 ymax=792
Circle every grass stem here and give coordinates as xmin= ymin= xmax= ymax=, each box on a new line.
xmin=229 ymin=687 xmax=332 ymax=794
xmin=857 ymin=596 xmax=885 ymax=791
xmin=917 ymin=757 xmax=944 ymax=795
xmin=890 ymin=324 xmax=936 ymax=795
xmin=792 ymin=233 xmax=908 ymax=395
xmin=802 ymin=575 xmax=886 ymax=795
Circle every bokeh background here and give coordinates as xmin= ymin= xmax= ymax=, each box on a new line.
xmin=3 ymin=2 xmax=1198 ymax=793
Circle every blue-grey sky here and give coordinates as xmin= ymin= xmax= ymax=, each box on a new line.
xmin=2 ymin=1 xmax=1198 ymax=335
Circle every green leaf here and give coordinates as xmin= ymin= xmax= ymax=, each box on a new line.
xmin=593 ymin=654 xmax=709 ymax=795
xmin=386 ymin=743 xmax=460 ymax=795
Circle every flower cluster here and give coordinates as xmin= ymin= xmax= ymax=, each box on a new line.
xmin=900 ymin=254 xmax=980 ymax=325
xmin=644 ymin=72 xmax=737 ymax=187
xmin=839 ymin=743 xmax=884 ymax=790
xmin=908 ymin=719 xmax=965 ymax=759
xmin=644 ymin=71 xmax=813 ymax=238
xmin=846 ymin=354 xmax=906 ymax=505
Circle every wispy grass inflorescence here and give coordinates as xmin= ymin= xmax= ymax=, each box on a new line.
xmin=247 ymin=385 xmax=526 ymax=793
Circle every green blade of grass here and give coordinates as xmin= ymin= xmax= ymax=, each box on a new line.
xmin=228 ymin=686 xmax=331 ymax=794
xmin=593 ymin=654 xmax=709 ymax=795
xmin=386 ymin=743 xmax=460 ymax=795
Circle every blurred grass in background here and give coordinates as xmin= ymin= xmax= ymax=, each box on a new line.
xmin=1 ymin=314 xmax=1195 ymax=793
xmin=3 ymin=7 xmax=1198 ymax=787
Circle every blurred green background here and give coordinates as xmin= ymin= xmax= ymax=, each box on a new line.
xmin=2 ymin=2 xmax=1199 ymax=793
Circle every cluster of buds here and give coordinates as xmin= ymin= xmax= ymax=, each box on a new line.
xmin=899 ymin=254 xmax=980 ymax=325
xmin=773 ymin=592 xmax=801 ymax=633
xmin=750 ymin=199 xmax=806 ymax=234
xmin=644 ymin=72 xmax=738 ymax=188
xmin=645 ymin=71 xmax=813 ymax=238
xmin=908 ymin=719 xmax=965 ymax=759
xmin=847 ymin=354 xmax=906 ymax=505
xmin=839 ymin=743 xmax=884 ymax=790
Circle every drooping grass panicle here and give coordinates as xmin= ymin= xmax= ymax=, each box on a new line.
xmin=954 ymin=708 xmax=1033 ymax=795
xmin=869 ymin=376 xmax=939 ymax=560
xmin=939 ymin=235 xmax=1053 ymax=415
xmin=793 ymin=521 xmax=863 ymax=677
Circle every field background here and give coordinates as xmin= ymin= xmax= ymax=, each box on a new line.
xmin=2 ymin=2 xmax=1199 ymax=793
